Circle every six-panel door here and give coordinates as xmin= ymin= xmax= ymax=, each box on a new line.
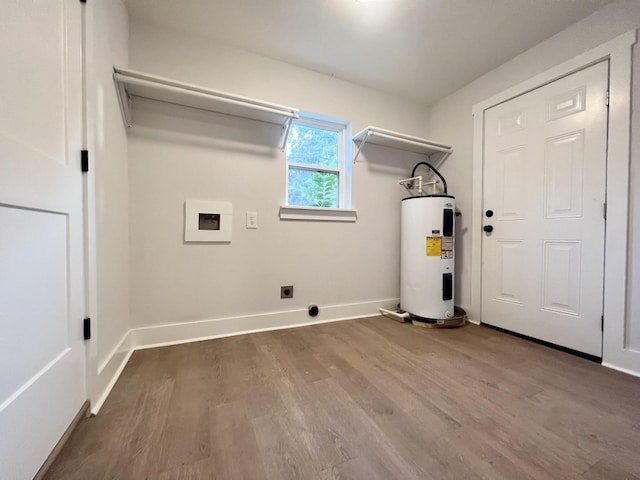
xmin=481 ymin=61 xmax=609 ymax=357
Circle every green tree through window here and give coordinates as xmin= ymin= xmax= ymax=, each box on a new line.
xmin=286 ymin=122 xmax=343 ymax=208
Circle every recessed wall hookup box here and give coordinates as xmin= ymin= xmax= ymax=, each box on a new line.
xmin=184 ymin=200 xmax=232 ymax=242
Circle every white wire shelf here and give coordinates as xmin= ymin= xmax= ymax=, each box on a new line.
xmin=113 ymin=67 xmax=299 ymax=148
xmin=352 ymin=126 xmax=452 ymax=163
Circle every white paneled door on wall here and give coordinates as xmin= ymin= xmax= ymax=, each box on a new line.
xmin=0 ymin=1 xmax=87 ymax=478
xmin=481 ymin=61 xmax=609 ymax=358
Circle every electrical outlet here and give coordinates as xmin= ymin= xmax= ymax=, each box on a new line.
xmin=281 ymin=285 xmax=294 ymax=299
xmin=246 ymin=211 xmax=258 ymax=229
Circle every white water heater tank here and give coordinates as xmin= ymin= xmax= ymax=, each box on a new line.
xmin=401 ymin=195 xmax=455 ymax=321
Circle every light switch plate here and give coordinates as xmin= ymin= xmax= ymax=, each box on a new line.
xmin=246 ymin=211 xmax=258 ymax=229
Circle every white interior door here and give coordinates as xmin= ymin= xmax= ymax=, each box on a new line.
xmin=481 ymin=61 xmax=608 ymax=358
xmin=0 ymin=1 xmax=87 ymax=478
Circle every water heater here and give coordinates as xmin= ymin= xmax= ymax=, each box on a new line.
xmin=401 ymin=195 xmax=455 ymax=321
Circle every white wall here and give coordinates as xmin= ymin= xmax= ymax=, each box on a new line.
xmin=126 ymin=23 xmax=431 ymax=333
xmin=428 ymin=0 xmax=639 ymax=355
xmin=86 ymin=0 xmax=131 ymax=406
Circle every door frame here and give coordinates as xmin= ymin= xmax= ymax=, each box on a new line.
xmin=471 ymin=30 xmax=636 ymax=371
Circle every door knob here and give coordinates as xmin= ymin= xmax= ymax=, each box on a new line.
xmin=483 ymin=225 xmax=494 ymax=233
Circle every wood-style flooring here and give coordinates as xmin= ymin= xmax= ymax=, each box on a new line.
xmin=44 ymin=317 xmax=640 ymax=480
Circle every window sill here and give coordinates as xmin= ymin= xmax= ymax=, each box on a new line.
xmin=279 ymin=206 xmax=358 ymax=222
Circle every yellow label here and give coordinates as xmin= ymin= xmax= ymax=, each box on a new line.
xmin=426 ymin=236 xmax=442 ymax=256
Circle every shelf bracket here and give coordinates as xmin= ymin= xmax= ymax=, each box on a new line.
xmin=353 ymin=130 xmax=371 ymax=163
xmin=280 ymin=117 xmax=294 ymax=151
xmin=431 ymin=150 xmax=452 ymax=172
xmin=113 ymin=71 xmax=133 ymax=128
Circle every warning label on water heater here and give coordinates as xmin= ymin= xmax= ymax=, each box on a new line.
xmin=426 ymin=237 xmax=441 ymax=256
xmin=441 ymin=237 xmax=454 ymax=259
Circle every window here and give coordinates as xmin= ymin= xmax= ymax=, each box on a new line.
xmin=285 ymin=113 xmax=351 ymax=209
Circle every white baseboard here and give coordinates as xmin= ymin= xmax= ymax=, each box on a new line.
xmin=91 ymin=331 xmax=133 ymax=415
xmin=601 ymin=362 xmax=640 ymax=379
xmin=90 ymin=298 xmax=398 ymax=413
xmin=130 ymin=299 xmax=398 ymax=350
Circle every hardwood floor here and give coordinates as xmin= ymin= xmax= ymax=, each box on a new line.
xmin=44 ymin=317 xmax=640 ymax=480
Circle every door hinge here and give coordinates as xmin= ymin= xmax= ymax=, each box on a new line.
xmin=81 ymin=150 xmax=89 ymax=173
xmin=83 ymin=317 xmax=91 ymax=340
xmin=601 ymin=315 xmax=604 ymax=331
xmin=80 ymin=0 xmax=87 ymax=3
xmin=604 ymin=201 xmax=607 ymax=220
xmin=605 ymin=90 xmax=610 ymax=107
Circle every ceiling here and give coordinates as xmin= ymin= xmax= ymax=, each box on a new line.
xmin=125 ymin=0 xmax=614 ymax=105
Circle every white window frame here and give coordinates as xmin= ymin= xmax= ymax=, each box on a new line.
xmin=280 ymin=111 xmax=357 ymax=222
